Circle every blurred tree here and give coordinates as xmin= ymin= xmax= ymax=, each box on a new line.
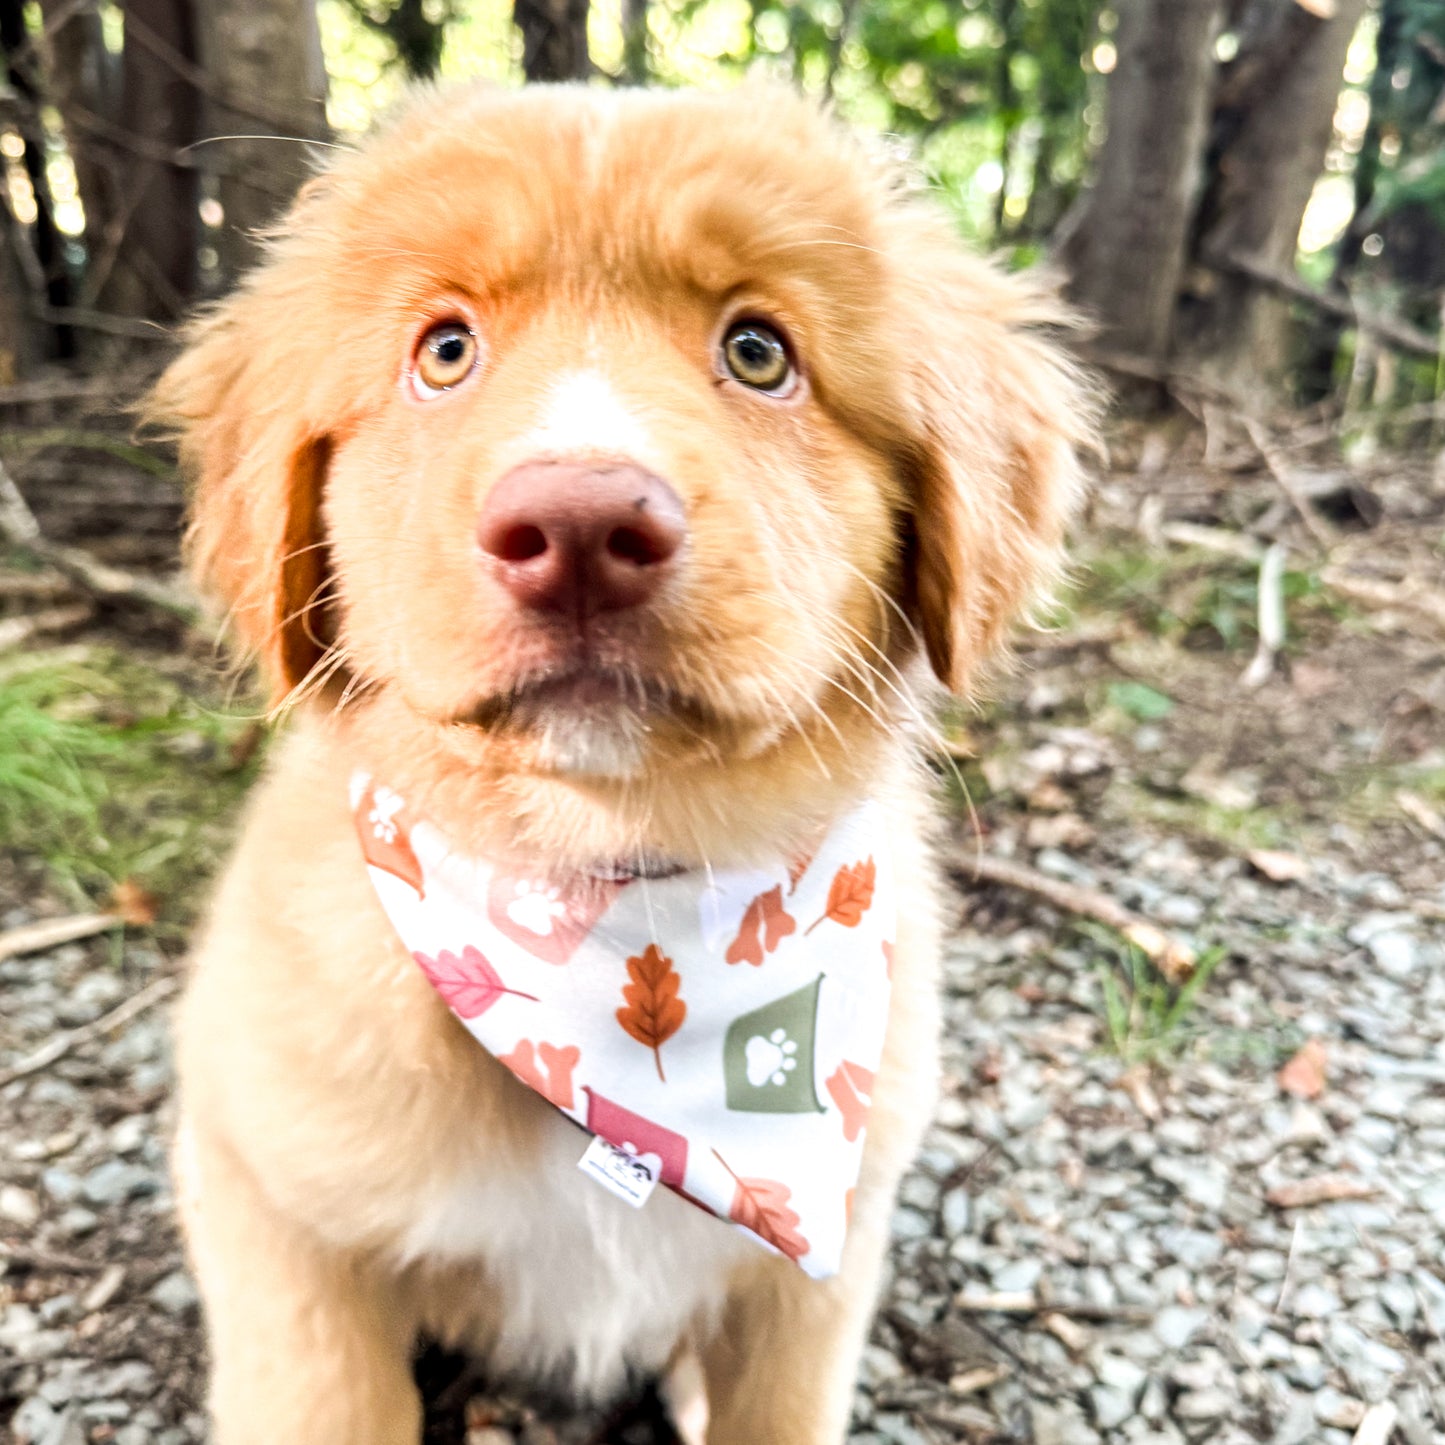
xmin=112 ymin=0 xmax=202 ymax=319
xmin=195 ymin=0 xmax=329 ymax=280
xmin=343 ymin=0 xmax=453 ymax=79
xmin=1062 ymin=0 xmax=1377 ymax=398
xmin=0 ymin=195 xmax=41 ymax=380
xmin=516 ymin=0 xmax=592 ymax=79
xmin=37 ymin=0 xmax=123 ymax=319
xmin=1 ymin=0 xmax=74 ymax=355
xmin=1059 ymin=0 xmax=1223 ymax=361
xmin=1182 ymin=0 xmax=1371 ymax=391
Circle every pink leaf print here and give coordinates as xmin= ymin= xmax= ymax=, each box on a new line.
xmin=413 ymin=946 xmax=537 ymax=1020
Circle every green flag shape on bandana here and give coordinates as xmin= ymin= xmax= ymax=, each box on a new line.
xmin=723 ymin=975 xmax=824 ymax=1114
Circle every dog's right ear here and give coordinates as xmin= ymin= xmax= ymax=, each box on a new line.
xmin=150 ymin=245 xmax=337 ymax=707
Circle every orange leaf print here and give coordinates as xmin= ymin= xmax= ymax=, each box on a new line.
xmin=499 ymin=1039 xmax=581 ymax=1109
xmin=825 ymin=1060 xmax=875 ymax=1143
xmin=805 ymin=858 xmax=877 ymax=935
xmin=725 ymin=886 xmax=797 ymax=967
xmin=616 ymin=943 xmax=686 ymax=1081
xmin=712 ymin=1149 xmax=809 ymax=1263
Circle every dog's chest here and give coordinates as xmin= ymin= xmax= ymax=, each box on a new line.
xmin=400 ymin=1115 xmax=752 ymax=1401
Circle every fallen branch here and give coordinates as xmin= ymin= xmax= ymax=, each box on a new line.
xmin=1239 ymin=416 xmax=1336 ymax=550
xmin=1321 ymin=566 xmax=1445 ymax=634
xmin=953 ymin=852 xmax=1197 ymax=983
xmin=0 ymin=601 xmax=93 ymax=652
xmin=0 ymin=975 xmax=179 ymax=1089
xmin=0 ymin=912 xmax=121 ymax=963
xmin=1240 ymin=542 xmax=1287 ymax=689
xmin=1212 ymin=249 xmax=1442 ymax=361
xmin=0 ymin=459 xmax=198 ymax=623
xmin=953 ymin=1289 xmax=1152 ymax=1323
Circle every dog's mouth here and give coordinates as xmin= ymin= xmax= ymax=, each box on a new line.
xmin=455 ymin=664 xmax=712 ymax=732
xmin=444 ymin=662 xmax=746 ymax=779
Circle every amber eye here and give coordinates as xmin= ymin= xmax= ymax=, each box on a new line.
xmin=721 ymin=321 xmax=794 ymax=394
xmin=413 ymin=322 xmax=478 ymax=396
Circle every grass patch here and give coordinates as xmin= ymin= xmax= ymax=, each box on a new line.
xmin=1066 ymin=544 xmax=1350 ymax=654
xmin=0 ymin=646 xmax=264 ymax=929
xmin=1088 ymin=924 xmax=1227 ymax=1065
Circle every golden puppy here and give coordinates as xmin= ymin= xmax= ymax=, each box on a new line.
xmin=155 ymin=83 xmax=1089 ymax=1444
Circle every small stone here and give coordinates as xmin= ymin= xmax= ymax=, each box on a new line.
xmin=1090 ymin=1385 xmax=1134 ymax=1430
xmin=10 ymin=1395 xmax=57 ymax=1445
xmin=990 ymin=1258 xmax=1042 ymax=1293
xmin=1172 ymin=1389 xmax=1233 ymax=1422
xmin=1153 ymin=1305 xmax=1208 ymax=1350
xmin=54 ymin=1206 xmax=99 ymax=1238
xmin=889 ymin=1206 xmax=931 ymax=1241
xmin=41 ymin=1169 xmax=82 ymax=1203
xmin=1364 ymin=930 xmax=1417 ymax=978
xmin=1030 ymin=1401 xmax=1102 ymax=1445
xmin=1313 ymin=1389 xmax=1365 ymax=1430
xmin=148 ymin=1270 xmax=200 ymax=1317
xmin=940 ymin=1188 xmax=971 ymax=1238
xmin=81 ymin=1160 xmax=158 ymax=1207
xmin=0 ymin=1183 xmax=40 ymax=1227
xmin=1288 ymin=1282 xmax=1341 ymax=1318
xmin=1151 ymin=1156 xmax=1229 ymax=1212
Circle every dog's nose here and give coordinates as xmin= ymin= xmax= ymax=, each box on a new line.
xmin=477 ymin=460 xmax=686 ymax=616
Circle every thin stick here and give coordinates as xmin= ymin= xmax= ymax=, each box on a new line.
xmin=0 ymin=912 xmax=120 ymax=963
xmin=0 ymin=602 xmax=94 ymax=652
xmin=953 ymin=1290 xmax=1153 ymax=1323
xmin=0 ymin=976 xmax=179 ymax=1089
xmin=953 ymin=852 xmax=1197 ymax=984
xmin=0 ymin=460 xmax=199 ymax=623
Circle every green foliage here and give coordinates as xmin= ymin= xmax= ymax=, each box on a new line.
xmin=1092 ymin=928 xmax=1227 ymax=1065
xmin=1106 ymin=681 xmax=1174 ymax=721
xmin=0 ymin=648 xmax=265 ymax=924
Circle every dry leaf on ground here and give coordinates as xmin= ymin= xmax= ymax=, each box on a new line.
xmin=1277 ymin=1038 xmax=1328 ymax=1100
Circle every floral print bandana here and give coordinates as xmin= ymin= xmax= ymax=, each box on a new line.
xmin=351 ymin=774 xmax=895 ymax=1279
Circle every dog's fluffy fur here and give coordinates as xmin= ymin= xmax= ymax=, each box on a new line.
xmin=155 ymin=83 xmax=1091 ymax=1444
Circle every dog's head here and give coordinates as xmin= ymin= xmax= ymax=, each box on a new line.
xmin=155 ymin=86 xmax=1090 ymax=802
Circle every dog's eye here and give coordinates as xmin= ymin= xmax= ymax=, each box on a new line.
xmin=721 ymin=322 xmax=794 ymax=395
xmin=413 ymin=323 xmax=479 ymax=396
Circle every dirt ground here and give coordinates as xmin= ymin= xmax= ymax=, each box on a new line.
xmin=2 ymin=406 xmax=1443 ymax=1444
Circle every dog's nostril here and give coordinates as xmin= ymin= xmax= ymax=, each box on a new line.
xmin=606 ymin=526 xmax=669 ymax=567
xmin=495 ymin=524 xmax=548 ymax=563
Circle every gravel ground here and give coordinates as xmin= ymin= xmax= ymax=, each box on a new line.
xmin=4 ymin=801 xmax=1444 ymax=1445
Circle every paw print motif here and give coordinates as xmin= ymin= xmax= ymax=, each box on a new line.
xmin=745 ymin=1028 xmax=799 ymax=1088
xmin=505 ymin=880 xmax=569 ymax=939
xmin=487 ymin=869 xmax=624 ymax=964
xmin=367 ymin=786 xmax=405 ymax=844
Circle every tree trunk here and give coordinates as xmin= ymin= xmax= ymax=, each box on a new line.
xmin=619 ymin=0 xmax=648 ymax=83
xmin=515 ymin=0 xmax=591 ymax=81
xmin=1057 ymin=0 xmax=1224 ymax=362
xmin=0 ymin=0 xmax=75 ymax=356
xmin=1181 ymin=0 xmax=1370 ymax=392
xmin=194 ymin=0 xmax=329 ymax=283
xmin=112 ymin=0 xmax=202 ymax=319
xmin=38 ymin=0 xmax=123 ymax=318
xmin=0 ymin=200 xmax=42 ymax=382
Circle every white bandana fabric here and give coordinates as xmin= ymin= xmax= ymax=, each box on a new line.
xmin=350 ymin=773 xmax=895 ymax=1279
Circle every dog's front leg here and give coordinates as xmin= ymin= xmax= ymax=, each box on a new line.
xmin=177 ymin=1114 xmax=422 ymax=1445
xmin=698 ymin=1230 xmax=889 ymax=1445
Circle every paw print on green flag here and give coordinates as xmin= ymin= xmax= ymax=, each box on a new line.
xmin=724 ymin=976 xmax=824 ymax=1113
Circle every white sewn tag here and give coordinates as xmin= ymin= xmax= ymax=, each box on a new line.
xmin=577 ymin=1135 xmax=660 ymax=1208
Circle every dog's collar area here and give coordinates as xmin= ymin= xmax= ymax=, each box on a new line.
xmin=349 ymin=768 xmax=895 ymax=1278
xmin=584 ymin=858 xmax=688 ymax=883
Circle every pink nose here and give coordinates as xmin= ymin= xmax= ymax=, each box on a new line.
xmin=477 ymin=460 xmax=686 ymax=617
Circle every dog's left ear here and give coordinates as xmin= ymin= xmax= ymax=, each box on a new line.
xmin=886 ymin=212 xmax=1095 ymax=694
